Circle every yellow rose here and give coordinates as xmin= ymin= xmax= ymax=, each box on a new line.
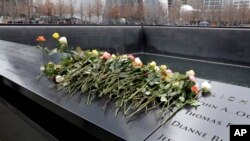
xmin=120 ymin=55 xmax=128 ymax=61
xmin=148 ymin=61 xmax=157 ymax=68
xmin=160 ymin=65 xmax=167 ymax=70
xmin=111 ymin=54 xmax=117 ymax=59
xmin=52 ymin=32 xmax=60 ymax=40
xmin=92 ymin=50 xmax=99 ymax=56
xmin=186 ymin=70 xmax=195 ymax=76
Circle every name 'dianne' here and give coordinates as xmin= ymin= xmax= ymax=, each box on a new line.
xmin=171 ymin=120 xmax=208 ymax=138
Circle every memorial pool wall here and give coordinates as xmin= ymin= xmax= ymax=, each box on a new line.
xmin=0 ymin=26 xmax=250 ymax=66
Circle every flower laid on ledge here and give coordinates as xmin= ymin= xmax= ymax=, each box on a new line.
xmin=201 ymin=81 xmax=212 ymax=93
xmin=36 ymin=36 xmax=46 ymax=42
xmin=35 ymin=32 xmax=69 ymax=56
xmin=36 ymin=33 xmax=212 ymax=124
xmin=52 ymin=32 xmax=60 ymax=40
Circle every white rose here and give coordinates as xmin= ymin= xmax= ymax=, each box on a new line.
xmin=154 ymin=66 xmax=160 ymax=72
xmin=111 ymin=54 xmax=117 ymax=59
xmin=40 ymin=66 xmax=45 ymax=71
xmin=91 ymin=50 xmax=98 ymax=56
xmin=134 ymin=57 xmax=142 ymax=64
xmin=186 ymin=70 xmax=195 ymax=76
xmin=160 ymin=65 xmax=167 ymax=70
xmin=59 ymin=37 xmax=67 ymax=44
xmin=55 ymin=75 xmax=64 ymax=83
xmin=132 ymin=57 xmax=143 ymax=68
xmin=201 ymin=81 xmax=212 ymax=92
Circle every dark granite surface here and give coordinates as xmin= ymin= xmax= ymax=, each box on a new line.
xmin=1 ymin=26 xmax=250 ymax=65
xmin=0 ymin=40 xmax=161 ymax=141
xmin=136 ymin=53 xmax=250 ymax=88
xmin=143 ymin=27 xmax=250 ymax=66
xmin=0 ymin=26 xmax=142 ymax=54
xmin=0 ymin=98 xmax=57 ymax=141
xmin=0 ymin=40 xmax=250 ymax=141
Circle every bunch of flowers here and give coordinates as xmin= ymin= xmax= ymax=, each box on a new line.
xmin=36 ymin=33 xmax=211 ymax=124
xmin=36 ymin=33 xmax=69 ymax=55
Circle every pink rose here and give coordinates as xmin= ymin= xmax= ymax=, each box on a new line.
xmin=166 ymin=69 xmax=173 ymax=73
xmin=101 ymin=52 xmax=111 ymax=60
xmin=189 ymin=75 xmax=196 ymax=82
xmin=128 ymin=54 xmax=135 ymax=61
